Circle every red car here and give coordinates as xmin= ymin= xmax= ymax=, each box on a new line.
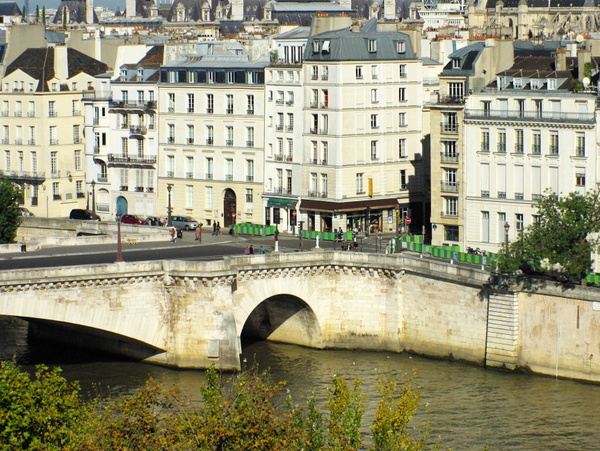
xmin=120 ymin=214 xmax=145 ymax=225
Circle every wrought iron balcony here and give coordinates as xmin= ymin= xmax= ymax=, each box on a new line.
xmin=107 ymin=154 xmax=157 ymax=165
xmin=441 ymin=181 xmax=459 ymax=192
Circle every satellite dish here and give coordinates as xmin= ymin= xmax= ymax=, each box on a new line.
xmin=583 ymin=77 xmax=590 ymax=88
xmin=576 ymin=34 xmax=584 ymax=43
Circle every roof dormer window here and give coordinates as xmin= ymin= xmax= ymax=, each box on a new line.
xmin=548 ymin=79 xmax=557 ymax=90
xmin=513 ymin=78 xmax=522 ymax=89
xmin=368 ymin=39 xmax=376 ymax=53
xmin=452 ymin=58 xmax=460 ymax=69
xmin=322 ymin=40 xmax=330 ymax=54
xmin=397 ymin=41 xmax=405 ymax=54
xmin=120 ymin=69 xmax=127 ymax=79
xmin=312 ymin=40 xmax=320 ymax=53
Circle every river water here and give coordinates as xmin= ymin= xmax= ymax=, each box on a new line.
xmin=2 ymin=315 xmax=600 ymax=450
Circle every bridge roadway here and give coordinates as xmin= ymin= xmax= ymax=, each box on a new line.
xmin=4 ymin=246 xmax=600 ymax=382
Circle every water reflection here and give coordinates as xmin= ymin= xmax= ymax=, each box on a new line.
xmin=1 ymin=317 xmax=600 ymax=449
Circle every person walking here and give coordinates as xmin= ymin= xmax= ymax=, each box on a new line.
xmin=258 ymin=245 xmax=265 ymax=254
xmin=170 ymin=227 xmax=177 ymax=243
xmin=195 ymin=225 xmax=202 ymax=242
xmin=249 ymin=244 xmax=254 ymax=254
xmin=212 ymin=222 xmax=217 ymax=236
xmin=20 ymin=237 xmax=26 ymax=253
xmin=216 ymin=221 xmax=221 ymax=235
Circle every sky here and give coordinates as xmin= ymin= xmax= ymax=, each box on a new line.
xmin=20 ymin=1 xmax=125 ymax=10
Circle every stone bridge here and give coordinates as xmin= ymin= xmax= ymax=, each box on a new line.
xmin=2 ymin=252 xmax=600 ymax=382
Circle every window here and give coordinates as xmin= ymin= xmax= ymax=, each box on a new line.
xmin=277 ymin=113 xmax=284 ymax=130
xmin=443 ymin=168 xmax=458 ymax=191
xmin=247 ymin=127 xmax=254 ymax=147
xmin=73 ymin=125 xmax=80 ymax=144
xmin=371 ymin=89 xmax=378 ymax=103
xmin=515 ymin=214 xmax=524 ymax=232
xmin=277 ymin=138 xmax=284 ymax=157
xmin=370 ymin=114 xmax=378 ymax=129
xmin=442 ymin=112 xmax=457 ymax=133
xmin=137 ymin=139 xmax=144 ymax=157
xmin=50 ymin=151 xmax=58 ymax=175
xmin=246 ymin=159 xmax=254 ymax=182
xmin=322 ymin=142 xmax=328 ymax=164
xmin=187 ymin=93 xmax=194 ymax=113
xmin=368 ymin=39 xmax=377 ymax=53
xmin=247 ymin=72 xmax=257 ymax=84
xmin=497 ymin=130 xmax=506 ymax=153
xmin=445 ymin=197 xmax=458 ymax=216
xmin=186 ymin=185 xmax=193 ymax=208
xmin=397 ymin=41 xmax=405 ymax=53
xmin=576 ymin=133 xmax=585 ymax=156
xmin=74 ymin=150 xmax=81 ymax=171
xmin=514 ymin=130 xmax=524 ymax=154
xmin=576 ymin=170 xmax=586 ymax=187
xmin=187 ymin=125 xmax=194 ymax=144
xmin=356 ymin=173 xmax=364 ymax=194
xmin=167 ymin=93 xmax=175 ymax=112
xmin=549 ymin=132 xmax=559 ymax=155
xmin=49 ymin=126 xmax=57 ymax=145
xmin=287 ymin=113 xmax=294 ymax=131
xmin=207 ymin=71 xmax=215 ymax=83
xmin=206 ymin=94 xmax=214 ymax=113
xmin=225 ymin=159 xmax=234 ymax=181
xmin=399 ymin=64 xmax=406 ymax=78
xmin=371 ymin=65 xmax=378 ymax=80
xmin=168 ymin=124 xmax=175 ymax=143
xmin=287 ymin=171 xmax=293 ymax=194
xmin=247 ymin=95 xmax=254 ymax=114
xmin=448 ymin=82 xmax=464 ymax=100
xmin=400 ymin=170 xmax=407 ymax=189
xmin=246 ymin=188 xmax=253 ymax=204
xmin=444 ymin=225 xmax=458 ymax=241
xmin=15 ymin=101 xmax=21 ymax=116
xmin=206 ymin=157 xmax=213 ymax=179
xmin=321 ymin=174 xmax=328 ymax=196
xmin=206 ymin=125 xmax=214 ymax=145
xmin=442 ymin=140 xmax=457 ymax=161
xmin=482 ymin=101 xmax=491 ymax=117
xmin=226 ymin=126 xmax=234 ymax=146
xmin=399 ymin=87 xmax=406 ymax=102
xmin=206 ymin=186 xmax=213 ymax=209
xmin=312 ymin=66 xmax=318 ymax=80
xmin=399 ymin=139 xmax=407 ymax=158
xmin=287 ymin=139 xmax=293 ymax=159
xmin=4 ymin=150 xmax=9 ymax=170
xmin=356 ymin=66 xmax=363 ymax=79
xmin=371 ymin=141 xmax=378 ymax=160
xmin=480 ymin=130 xmax=489 ymax=152
xmin=52 ymin=182 xmax=60 ymax=200
xmin=532 ymin=132 xmax=541 ymax=154
xmin=321 ymin=89 xmax=328 ymax=108
xmin=226 ymin=94 xmax=233 ymax=114
xmin=28 ymin=101 xmax=35 ymax=117
xmin=48 ymin=101 xmax=56 ymax=117
xmin=452 ymin=58 xmax=460 ymax=69
xmin=226 ymin=71 xmax=235 ymax=84
xmin=76 ymin=180 xmax=83 ymax=197
xmin=398 ymin=113 xmax=406 ymax=127
xmin=167 ymin=155 xmax=175 ymax=177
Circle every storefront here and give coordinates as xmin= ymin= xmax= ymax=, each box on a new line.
xmin=265 ymin=197 xmax=298 ymax=233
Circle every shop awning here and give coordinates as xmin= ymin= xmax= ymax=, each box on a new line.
xmin=267 ymin=198 xmax=298 ymax=208
xmin=300 ymin=198 xmax=400 ymax=213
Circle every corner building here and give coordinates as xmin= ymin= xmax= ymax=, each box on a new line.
xmin=300 ymin=18 xmax=425 ymax=234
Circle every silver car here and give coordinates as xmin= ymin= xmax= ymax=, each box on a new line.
xmin=171 ymin=216 xmax=200 ymax=230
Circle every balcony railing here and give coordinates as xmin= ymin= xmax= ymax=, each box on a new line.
xmin=0 ymin=169 xmax=45 ymax=181
xmin=206 ymin=138 xmax=214 ymax=145
xmin=440 ymin=152 xmax=459 ymax=163
xmin=319 ymin=128 xmax=328 ymax=134
xmin=1 ymin=138 xmax=8 ymax=144
xmin=481 ymin=190 xmax=490 ymax=197
xmin=108 ymin=154 xmax=157 ymax=164
xmin=246 ymin=141 xmax=254 ymax=147
xmin=146 ymin=187 xmax=154 ymax=193
xmin=110 ymin=100 xmax=156 ymax=110
xmin=49 ymin=139 xmax=59 ymax=145
xmin=14 ymin=138 xmax=22 ymax=145
xmin=226 ymin=174 xmax=233 ymax=181
xmin=82 ymin=91 xmax=112 ymax=101
xmin=514 ymin=144 xmax=524 ymax=154
xmin=465 ymin=109 xmax=595 ymax=123
xmin=206 ymin=173 xmax=213 ymax=179
xmin=206 ymin=108 xmax=214 ymax=114
xmin=226 ymin=108 xmax=233 ymax=114
xmin=27 ymin=112 xmax=35 ymax=117
xmin=276 ymin=125 xmax=283 ymax=131
xmin=548 ymin=145 xmax=559 ymax=155
xmin=50 ymin=171 xmax=61 ymax=179
xmin=97 ymin=176 xmax=108 ymax=182
xmin=187 ymin=138 xmax=195 ymax=144
xmin=130 ymin=126 xmax=147 ymax=135
xmin=275 ymin=154 xmax=284 ymax=161
xmin=186 ymin=172 xmax=193 ymax=178
xmin=441 ymin=181 xmax=459 ymax=192
xmin=167 ymin=136 xmax=175 ymax=143
xmin=73 ymin=137 xmax=82 ymax=144
xmin=321 ymin=159 xmax=328 ymax=165
xmin=135 ymin=186 xmax=144 ymax=192
xmin=496 ymin=144 xmax=506 ymax=153
xmin=14 ymin=112 xmax=22 ymax=117
xmin=532 ymin=194 xmax=543 ymax=200
xmin=0 ymin=111 xmax=8 ymax=117
xmin=310 ymin=102 xmax=318 ymax=108
xmin=120 ymin=185 xmax=129 ymax=191
xmin=321 ymin=74 xmax=328 ymax=80
xmin=28 ymin=139 xmax=35 ymax=145
xmin=226 ymin=140 xmax=233 ymax=146
xmin=531 ymin=145 xmax=541 ymax=155
xmin=286 ymin=100 xmax=294 ymax=106
xmin=286 ymin=155 xmax=293 ymax=162
xmin=49 ymin=111 xmax=57 ymax=117
xmin=246 ymin=175 xmax=254 ymax=182
xmin=72 ymin=110 xmax=81 ymax=116
xmin=497 ymin=191 xmax=506 ymax=198
xmin=247 ymin=109 xmax=254 ymax=115
xmin=286 ymin=126 xmax=294 ymax=132
xmin=515 ymin=193 xmax=524 ymax=200
xmin=440 ymin=122 xmax=458 ymax=134
xmin=310 ymin=128 xmax=318 ymax=134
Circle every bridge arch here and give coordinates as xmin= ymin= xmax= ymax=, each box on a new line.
xmin=240 ymin=293 xmax=322 ymax=348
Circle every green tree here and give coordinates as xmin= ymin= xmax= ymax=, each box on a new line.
xmin=498 ymin=190 xmax=600 ymax=281
xmin=42 ymin=6 xmax=46 ymax=26
xmin=35 ymin=5 xmax=40 ymax=24
xmin=0 ymin=361 xmax=90 ymax=450
xmin=0 ymin=177 xmax=22 ymax=244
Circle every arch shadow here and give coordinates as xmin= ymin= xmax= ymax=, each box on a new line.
xmin=240 ymin=294 xmax=322 ymax=349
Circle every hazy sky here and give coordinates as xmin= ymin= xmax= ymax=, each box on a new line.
xmin=20 ymin=1 xmax=125 ymax=10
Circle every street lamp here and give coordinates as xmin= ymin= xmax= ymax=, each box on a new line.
xmin=504 ymin=221 xmax=510 ymax=251
xmin=91 ymin=180 xmax=96 ymax=215
xmin=167 ymin=184 xmax=173 ymax=227
xmin=115 ymin=212 xmax=124 ymax=263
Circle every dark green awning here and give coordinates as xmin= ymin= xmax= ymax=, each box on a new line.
xmin=267 ymin=198 xmax=297 ymax=208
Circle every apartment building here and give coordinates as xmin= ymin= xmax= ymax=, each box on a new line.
xmin=299 ymin=18 xmax=424 ymax=234
xmin=463 ymin=49 xmax=599 ymax=252
xmin=157 ymin=42 xmax=268 ymax=227
xmin=83 ymin=45 xmax=162 ymax=220
xmin=0 ymin=45 xmax=107 ymax=217
xmin=429 ymin=39 xmax=513 ymax=247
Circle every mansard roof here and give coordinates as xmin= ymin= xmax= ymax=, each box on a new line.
xmin=52 ymin=0 xmax=98 ymax=23
xmin=0 ymin=2 xmax=21 ymax=16
xmin=304 ymin=18 xmax=417 ymax=62
xmin=5 ymin=47 xmax=108 ymax=91
xmin=485 ymin=0 xmax=600 ymax=7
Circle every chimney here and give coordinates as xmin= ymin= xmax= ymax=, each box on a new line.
xmin=554 ymin=48 xmax=566 ymax=71
xmin=86 ymin=0 xmax=94 ymax=24
xmin=54 ymin=45 xmax=69 ymax=81
xmin=126 ymin=0 xmax=136 ymax=18
xmin=578 ymin=48 xmax=591 ymax=82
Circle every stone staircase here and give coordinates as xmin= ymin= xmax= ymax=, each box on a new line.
xmin=485 ymin=292 xmax=519 ymax=369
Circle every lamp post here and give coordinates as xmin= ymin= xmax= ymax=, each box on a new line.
xmin=115 ymin=212 xmax=124 ymax=263
xmin=167 ymin=184 xmax=173 ymax=227
xmin=91 ymin=180 xmax=96 ymax=215
xmin=504 ymin=221 xmax=510 ymax=252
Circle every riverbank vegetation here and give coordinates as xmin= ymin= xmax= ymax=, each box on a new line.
xmin=0 ymin=360 xmax=430 ymax=450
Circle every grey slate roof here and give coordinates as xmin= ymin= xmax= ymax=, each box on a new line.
xmin=485 ymin=0 xmax=600 ymax=7
xmin=304 ymin=18 xmax=417 ymax=62
xmin=273 ymin=25 xmax=310 ymax=39
xmin=0 ymin=1 xmax=21 ymax=16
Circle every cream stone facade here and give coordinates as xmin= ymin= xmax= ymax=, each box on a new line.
xmin=157 ymin=43 xmax=268 ymax=228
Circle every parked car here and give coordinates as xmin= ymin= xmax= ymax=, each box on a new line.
xmin=70 ymin=209 xmax=101 ymax=221
xmin=19 ymin=207 xmax=34 ymax=217
xmin=172 ymin=216 xmax=200 ymax=230
xmin=144 ymin=216 xmax=162 ymax=226
xmin=120 ymin=214 xmax=145 ymax=225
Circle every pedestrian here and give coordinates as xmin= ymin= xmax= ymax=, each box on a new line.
xmin=212 ymin=222 xmax=217 ymax=236
xmin=195 ymin=225 xmax=202 ymax=242
xmin=245 ymin=245 xmax=251 ymax=255
xmin=217 ymin=221 xmax=221 ymax=235
xmin=258 ymin=245 xmax=265 ymax=254
xmin=20 ymin=237 xmax=26 ymax=253
xmin=170 ymin=227 xmax=177 ymax=243
xmin=249 ymin=244 xmax=254 ymax=254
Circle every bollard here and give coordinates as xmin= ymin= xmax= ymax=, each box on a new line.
xmin=316 ymin=235 xmax=320 ymax=248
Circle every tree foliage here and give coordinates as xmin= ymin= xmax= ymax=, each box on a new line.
xmin=498 ymin=190 xmax=600 ymax=281
xmin=0 ymin=177 xmax=22 ymax=244
xmin=0 ymin=363 xmax=431 ymax=450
